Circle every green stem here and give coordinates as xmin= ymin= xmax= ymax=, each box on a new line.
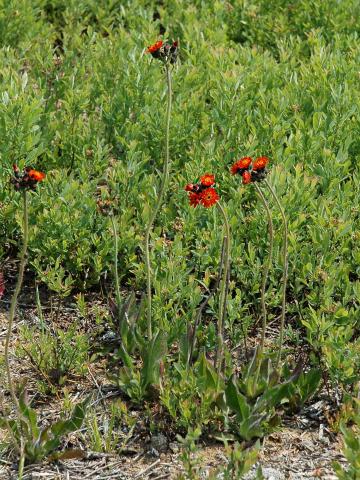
xmin=215 ymin=201 xmax=231 ymax=375
xmin=18 ymin=447 xmax=25 ymax=480
xmin=264 ymin=179 xmax=288 ymax=368
xmin=5 ymin=190 xmax=28 ymax=409
xmin=253 ymin=183 xmax=274 ymax=355
xmin=188 ymin=237 xmax=226 ymax=368
xmin=144 ymin=63 xmax=172 ymax=340
xmin=4 ymin=190 xmax=28 ymax=474
xmin=111 ymin=215 xmax=122 ymax=311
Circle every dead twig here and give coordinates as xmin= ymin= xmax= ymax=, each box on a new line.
xmin=135 ymin=459 xmax=161 ymax=479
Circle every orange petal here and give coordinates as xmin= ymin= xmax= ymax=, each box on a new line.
xmin=28 ymin=170 xmax=46 ymax=181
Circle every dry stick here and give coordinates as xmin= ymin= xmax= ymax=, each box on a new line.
xmin=188 ymin=237 xmax=226 ymax=368
xmin=144 ymin=63 xmax=172 ymax=340
xmin=4 ymin=190 xmax=28 ymax=479
xmin=253 ymin=183 xmax=274 ymax=355
xmin=264 ymin=179 xmax=288 ymax=368
xmin=215 ymin=201 xmax=231 ymax=375
xmin=135 ymin=459 xmax=161 ymax=479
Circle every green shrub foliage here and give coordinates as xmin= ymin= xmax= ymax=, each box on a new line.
xmin=0 ymin=0 xmax=358 ymax=389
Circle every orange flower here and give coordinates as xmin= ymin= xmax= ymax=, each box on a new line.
xmin=242 ymin=171 xmax=252 ymax=184
xmin=200 ymin=187 xmax=219 ymax=208
xmin=11 ymin=165 xmax=46 ymax=191
xmin=147 ymin=40 xmax=163 ymax=54
xmin=189 ymin=192 xmax=201 ymax=208
xmin=200 ymin=174 xmax=215 ymax=187
xmin=253 ymin=156 xmax=269 ymax=171
xmin=28 ymin=169 xmax=46 ymax=182
xmin=230 ymin=157 xmax=252 ymax=175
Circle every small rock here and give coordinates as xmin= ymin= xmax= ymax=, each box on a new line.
xmin=261 ymin=467 xmax=286 ymax=480
xmin=169 ymin=441 xmax=180 ymax=453
xmin=100 ymin=330 xmax=118 ymax=344
xmin=244 ymin=466 xmax=285 ymax=480
xmin=150 ymin=433 xmax=168 ymax=453
xmin=147 ymin=447 xmax=160 ymax=457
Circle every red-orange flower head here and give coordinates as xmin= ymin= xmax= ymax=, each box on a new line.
xmin=252 ymin=156 xmax=269 ymax=171
xmin=146 ymin=39 xmax=179 ymax=63
xmin=189 ymin=192 xmax=201 ymax=208
xmin=230 ymin=156 xmax=252 ymax=175
xmin=251 ymin=156 xmax=269 ymax=182
xmin=200 ymin=187 xmax=219 ymax=208
xmin=242 ymin=171 xmax=252 ymax=184
xmin=185 ymin=174 xmax=219 ymax=208
xmin=200 ymin=174 xmax=215 ymax=187
xmin=27 ymin=169 xmax=46 ymax=182
xmin=11 ymin=165 xmax=46 ymax=191
xmin=147 ymin=40 xmax=163 ymax=55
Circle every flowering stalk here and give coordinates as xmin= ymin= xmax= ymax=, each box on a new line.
xmin=187 ymin=237 xmax=226 ymax=367
xmin=184 ymin=175 xmax=225 ymax=371
xmin=4 ymin=190 xmax=28 ymax=409
xmin=111 ymin=214 xmax=122 ymax=311
xmin=215 ymin=201 xmax=230 ymax=375
xmin=253 ymin=183 xmax=274 ymax=355
xmin=264 ymin=179 xmax=288 ymax=368
xmin=231 ymin=155 xmax=278 ymax=363
xmin=144 ymin=62 xmax=172 ymax=339
xmin=7 ymin=165 xmax=45 ymax=477
xmin=4 ymin=190 xmax=28 ymax=479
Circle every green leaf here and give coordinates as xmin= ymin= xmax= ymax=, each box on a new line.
xmin=18 ymin=392 xmax=40 ymax=441
xmin=51 ymin=401 xmax=87 ymax=438
xmin=141 ymin=331 xmax=167 ymax=389
xmin=225 ymin=377 xmax=250 ymax=420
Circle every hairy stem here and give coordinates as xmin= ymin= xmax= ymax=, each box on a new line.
xmin=18 ymin=452 xmax=25 ymax=479
xmin=215 ymin=201 xmax=231 ymax=375
xmin=265 ymin=179 xmax=288 ymax=368
xmin=4 ymin=190 xmax=28 ymax=477
xmin=253 ymin=183 xmax=274 ymax=355
xmin=111 ymin=215 xmax=122 ymax=312
xmin=144 ymin=63 xmax=172 ymax=339
xmin=5 ymin=190 xmax=28 ymax=408
xmin=188 ymin=237 xmax=226 ymax=368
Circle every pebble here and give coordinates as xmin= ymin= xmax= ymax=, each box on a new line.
xmin=243 ymin=466 xmax=285 ymax=480
xmin=150 ymin=433 xmax=168 ymax=453
xmin=169 ymin=441 xmax=180 ymax=453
